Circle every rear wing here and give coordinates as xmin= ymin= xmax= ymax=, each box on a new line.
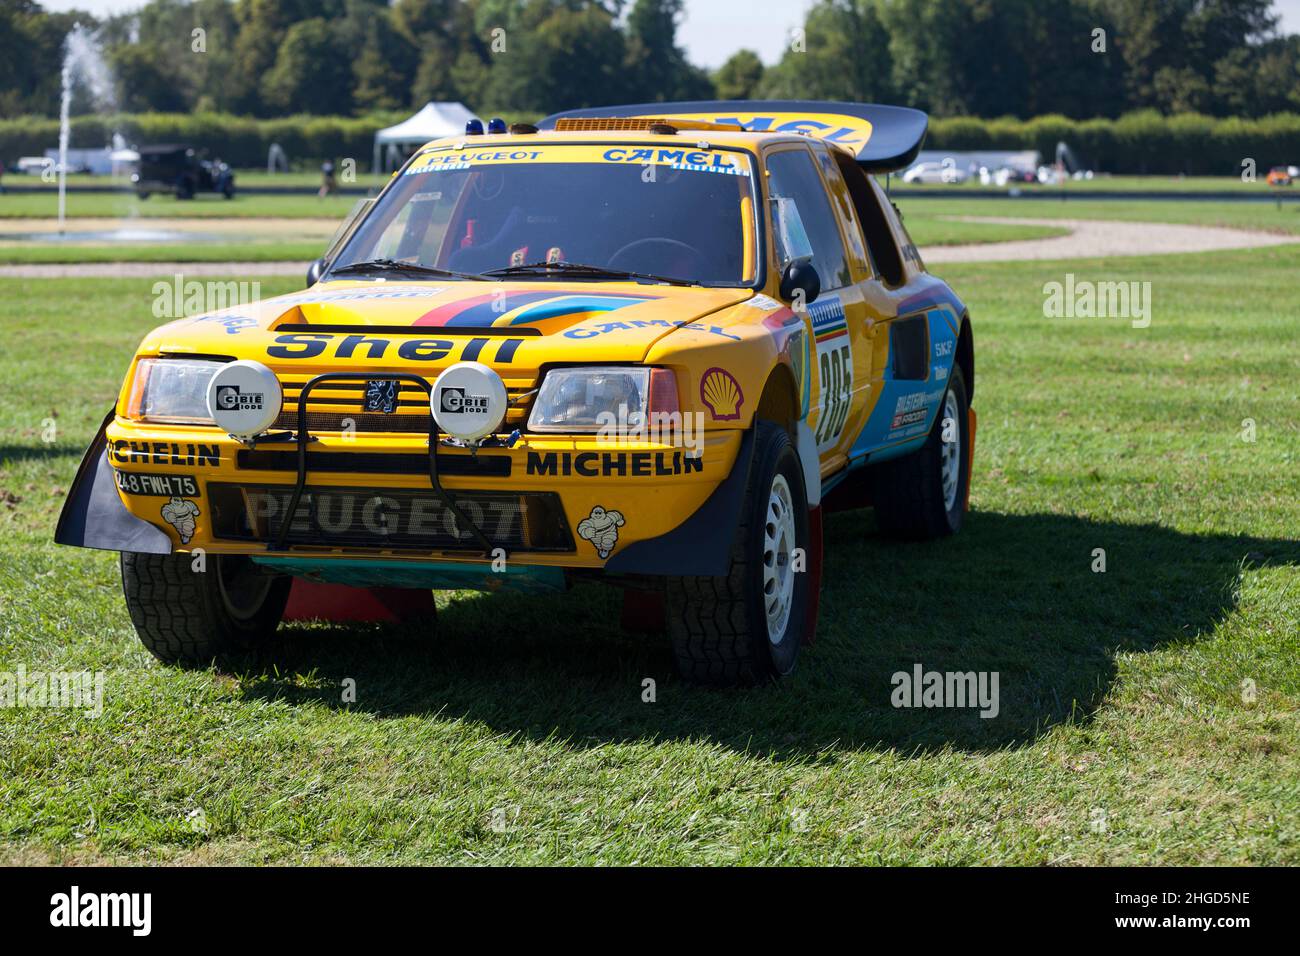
xmin=539 ymin=100 xmax=928 ymax=173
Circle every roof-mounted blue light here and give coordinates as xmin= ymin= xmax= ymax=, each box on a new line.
xmin=465 ymin=119 xmax=484 ymax=135
xmin=487 ymin=117 xmax=507 ymax=135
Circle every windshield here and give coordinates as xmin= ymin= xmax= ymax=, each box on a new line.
xmin=331 ymin=143 xmax=759 ymax=286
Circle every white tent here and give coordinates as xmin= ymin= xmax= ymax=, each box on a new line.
xmin=372 ymin=102 xmax=479 ymax=173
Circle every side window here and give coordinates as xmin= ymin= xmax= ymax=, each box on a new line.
xmin=766 ymin=148 xmax=852 ymax=291
xmin=831 ymin=149 xmax=905 ymax=287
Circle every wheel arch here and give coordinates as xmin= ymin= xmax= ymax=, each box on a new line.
xmin=956 ymin=312 xmax=974 ymax=403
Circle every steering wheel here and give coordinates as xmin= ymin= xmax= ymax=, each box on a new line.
xmin=607 ymin=238 xmax=705 ymax=275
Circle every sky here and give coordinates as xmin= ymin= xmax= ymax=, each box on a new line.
xmin=36 ymin=0 xmax=1300 ymax=70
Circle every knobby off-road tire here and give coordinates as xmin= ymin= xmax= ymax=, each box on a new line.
xmin=869 ymin=365 xmax=971 ymax=540
xmin=666 ymin=420 xmax=811 ymax=686
xmin=120 ymin=552 xmax=291 ymax=666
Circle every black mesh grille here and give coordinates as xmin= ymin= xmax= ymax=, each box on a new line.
xmin=235 ymin=449 xmax=511 ymax=477
xmin=207 ymin=483 xmax=570 ymax=552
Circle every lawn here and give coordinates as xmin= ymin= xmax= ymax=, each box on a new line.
xmin=894 ymin=194 xmax=1300 ymax=237
xmin=0 ymin=190 xmax=360 ymax=220
xmin=0 ymin=244 xmax=1296 ymax=864
xmin=0 ymin=242 xmax=327 ymax=265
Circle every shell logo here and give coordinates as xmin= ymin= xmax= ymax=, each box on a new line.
xmin=700 ymin=367 xmax=744 ymax=421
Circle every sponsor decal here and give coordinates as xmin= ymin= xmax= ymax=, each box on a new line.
xmin=526 ymin=450 xmax=703 ymax=478
xmin=699 ymin=367 xmax=744 ymax=421
xmin=747 ymin=293 xmax=784 ymax=312
xmin=888 ymin=387 xmax=945 ymax=435
xmin=406 ymin=150 xmax=543 ymax=174
xmin=601 ymin=148 xmax=749 ymax=174
xmin=563 ymin=318 xmax=740 ymax=341
xmin=577 ymin=505 xmax=624 ymax=559
xmin=271 ymin=287 xmax=446 ymax=307
xmin=266 ymin=333 xmax=524 ymax=365
xmin=110 ymin=440 xmax=221 ymax=467
xmin=364 ymin=379 xmax=399 ymax=414
xmin=160 ymin=496 xmax=201 ymax=543
xmin=809 ymin=293 xmax=853 ymax=450
xmin=114 ymin=471 xmax=199 ymax=498
xmin=193 ymin=313 xmax=258 ymax=335
xmin=214 ymin=384 xmax=265 ymax=412
xmin=439 ymin=386 xmax=490 ymax=414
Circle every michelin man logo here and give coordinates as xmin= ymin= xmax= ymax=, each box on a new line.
xmin=577 ymin=505 xmax=625 ymax=559
xmin=160 ymin=496 xmax=201 ymax=544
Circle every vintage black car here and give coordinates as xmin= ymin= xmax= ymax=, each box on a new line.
xmin=132 ymin=144 xmax=235 ymax=200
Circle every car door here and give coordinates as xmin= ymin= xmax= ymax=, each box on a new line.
xmin=762 ymin=144 xmax=875 ymax=476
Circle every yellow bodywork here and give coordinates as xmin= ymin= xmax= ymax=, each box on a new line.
xmin=101 ymin=125 xmax=958 ymax=574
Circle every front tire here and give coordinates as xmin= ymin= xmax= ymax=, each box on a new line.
xmin=666 ymin=421 xmax=810 ymax=686
xmin=120 ymin=552 xmax=290 ymax=666
xmin=868 ymin=365 xmax=970 ymax=539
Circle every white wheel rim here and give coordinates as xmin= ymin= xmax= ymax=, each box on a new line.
xmin=763 ymin=473 xmax=798 ymax=645
xmin=940 ymin=389 xmax=962 ymax=512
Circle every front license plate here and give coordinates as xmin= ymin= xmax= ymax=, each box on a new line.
xmin=114 ymin=471 xmax=200 ymax=497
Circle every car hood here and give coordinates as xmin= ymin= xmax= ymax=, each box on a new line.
xmin=146 ymin=279 xmax=757 ymax=365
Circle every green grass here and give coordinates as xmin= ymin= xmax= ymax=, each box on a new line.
xmin=0 ymin=190 xmax=360 ymax=219
xmin=897 ymin=174 xmax=1295 ymax=194
xmin=895 ymin=195 xmax=1300 ymax=236
xmin=0 ymin=243 xmax=1297 ymax=864
xmin=0 ymin=242 xmax=326 ymax=264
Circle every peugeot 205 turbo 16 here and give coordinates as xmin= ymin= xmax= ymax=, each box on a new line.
xmin=57 ymin=101 xmax=976 ymax=686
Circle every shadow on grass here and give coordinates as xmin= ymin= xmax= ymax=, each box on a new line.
xmin=0 ymin=444 xmax=86 ymax=465
xmin=237 ymin=509 xmax=1298 ymax=758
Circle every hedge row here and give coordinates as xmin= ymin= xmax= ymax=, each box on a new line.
xmin=2 ymin=109 xmax=1297 ymax=174
xmin=928 ymin=111 xmax=1300 ymax=175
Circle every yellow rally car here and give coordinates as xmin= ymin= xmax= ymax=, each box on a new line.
xmin=56 ymin=100 xmax=975 ymax=686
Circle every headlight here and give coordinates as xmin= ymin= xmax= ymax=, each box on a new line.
xmin=127 ymin=358 xmax=223 ymax=424
xmin=527 ymin=366 xmax=678 ymax=432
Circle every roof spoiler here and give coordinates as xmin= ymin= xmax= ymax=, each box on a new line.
xmin=539 ymin=100 xmax=928 ymax=173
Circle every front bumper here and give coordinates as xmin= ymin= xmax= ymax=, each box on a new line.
xmin=59 ymin=413 xmax=749 ymax=576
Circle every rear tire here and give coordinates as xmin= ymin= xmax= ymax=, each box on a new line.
xmin=666 ymin=420 xmax=810 ymax=686
xmin=868 ymin=365 xmax=970 ymax=539
xmin=120 ymin=552 xmax=290 ymax=666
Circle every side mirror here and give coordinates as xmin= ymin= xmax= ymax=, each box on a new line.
xmin=779 ymin=256 xmax=821 ymax=307
xmin=306 ymin=257 xmax=327 ymax=288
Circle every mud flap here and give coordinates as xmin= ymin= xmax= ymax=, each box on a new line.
xmin=604 ymin=428 xmax=755 ymax=577
xmin=54 ymin=410 xmax=172 ymax=555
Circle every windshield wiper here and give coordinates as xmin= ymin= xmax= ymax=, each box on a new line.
xmin=329 ymin=258 xmax=488 ymax=281
xmin=483 ymin=260 xmax=695 ymax=287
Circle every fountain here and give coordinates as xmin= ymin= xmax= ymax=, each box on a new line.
xmin=58 ymin=24 xmax=117 ymax=234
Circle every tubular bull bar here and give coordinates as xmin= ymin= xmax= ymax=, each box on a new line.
xmin=274 ymin=372 xmax=496 ymax=556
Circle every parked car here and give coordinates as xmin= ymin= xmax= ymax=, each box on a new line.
xmin=902 ymin=160 xmax=968 ymax=184
xmin=131 ymin=144 xmax=235 ymax=199
xmin=57 ymin=100 xmax=975 ymax=687
xmin=1266 ymin=167 xmax=1293 ymax=187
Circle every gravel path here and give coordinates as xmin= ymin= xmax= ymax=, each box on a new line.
xmin=923 ymin=216 xmax=1300 ymax=262
xmin=1 ymin=218 xmax=1296 ymax=278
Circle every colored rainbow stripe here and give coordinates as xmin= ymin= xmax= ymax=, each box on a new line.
xmin=414 ymin=291 xmax=660 ymax=328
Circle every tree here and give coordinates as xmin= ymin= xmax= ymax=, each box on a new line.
xmin=762 ymin=0 xmax=893 ymax=103
xmin=714 ymin=49 xmax=764 ymax=100
xmin=261 ymin=18 xmax=355 ymax=114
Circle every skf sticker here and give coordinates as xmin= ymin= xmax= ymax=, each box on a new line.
xmin=700 ymin=367 xmax=744 ymax=421
xmin=160 ymin=497 xmax=201 ymax=544
xmin=577 ymin=506 xmax=624 ymax=559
